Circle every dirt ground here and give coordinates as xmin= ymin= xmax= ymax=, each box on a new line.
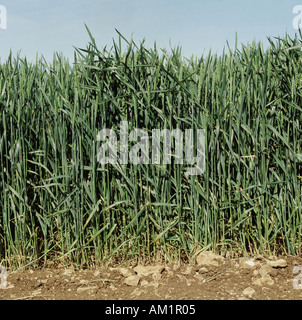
xmin=1 ymin=253 xmax=302 ymax=300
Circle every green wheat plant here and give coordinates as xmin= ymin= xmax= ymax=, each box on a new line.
xmin=0 ymin=26 xmax=302 ymax=268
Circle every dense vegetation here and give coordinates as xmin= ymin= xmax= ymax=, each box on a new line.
xmin=1 ymin=28 xmax=302 ymax=268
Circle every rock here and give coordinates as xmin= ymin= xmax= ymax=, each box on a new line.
xmin=124 ymin=275 xmax=140 ymax=287
xmin=31 ymin=289 xmax=42 ymax=296
xmin=117 ymin=267 xmax=133 ymax=277
xmin=183 ymin=266 xmax=193 ymax=275
xmin=239 ymin=258 xmax=257 ymax=268
xmin=77 ymin=286 xmax=98 ymax=293
xmin=267 ymin=259 xmax=287 ymax=268
xmin=40 ymin=279 xmax=48 ymax=284
xmin=198 ymin=267 xmax=208 ymax=274
xmin=140 ymin=280 xmax=149 ymax=287
xmin=259 ymin=264 xmax=275 ymax=277
xmin=196 ymin=251 xmax=224 ymax=267
xmin=79 ymin=279 xmax=89 ymax=284
xmin=149 ymin=282 xmax=159 ymax=288
xmin=252 ymin=274 xmax=274 ymax=286
xmin=176 ymin=274 xmax=186 ymax=281
xmin=242 ymin=287 xmax=255 ymax=298
xmin=152 ymin=273 xmax=162 ymax=281
xmin=244 ymin=260 xmax=256 ymax=268
xmin=165 ymin=267 xmax=174 ymax=276
xmin=261 ymin=274 xmax=274 ymax=286
xmin=133 ymin=265 xmax=164 ymax=277
xmin=252 ymin=278 xmax=263 ymax=286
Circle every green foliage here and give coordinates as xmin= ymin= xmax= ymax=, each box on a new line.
xmin=0 ymin=28 xmax=302 ymax=268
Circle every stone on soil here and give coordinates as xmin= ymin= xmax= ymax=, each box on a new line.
xmin=134 ymin=265 xmax=164 ymax=277
xmin=77 ymin=286 xmax=98 ymax=293
xmin=242 ymin=287 xmax=255 ymax=298
xmin=239 ymin=258 xmax=257 ymax=268
xmin=259 ymin=264 xmax=275 ymax=277
xmin=267 ymin=259 xmax=287 ymax=268
xmin=124 ymin=275 xmax=140 ymax=287
xmin=117 ymin=267 xmax=133 ymax=277
xmin=196 ymin=251 xmax=224 ymax=267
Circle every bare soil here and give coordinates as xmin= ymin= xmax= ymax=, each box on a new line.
xmin=1 ymin=254 xmax=302 ymax=300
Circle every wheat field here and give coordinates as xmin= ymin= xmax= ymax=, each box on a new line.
xmin=0 ymin=27 xmax=302 ymax=268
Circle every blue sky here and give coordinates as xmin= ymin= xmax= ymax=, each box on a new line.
xmin=0 ymin=0 xmax=301 ymax=63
